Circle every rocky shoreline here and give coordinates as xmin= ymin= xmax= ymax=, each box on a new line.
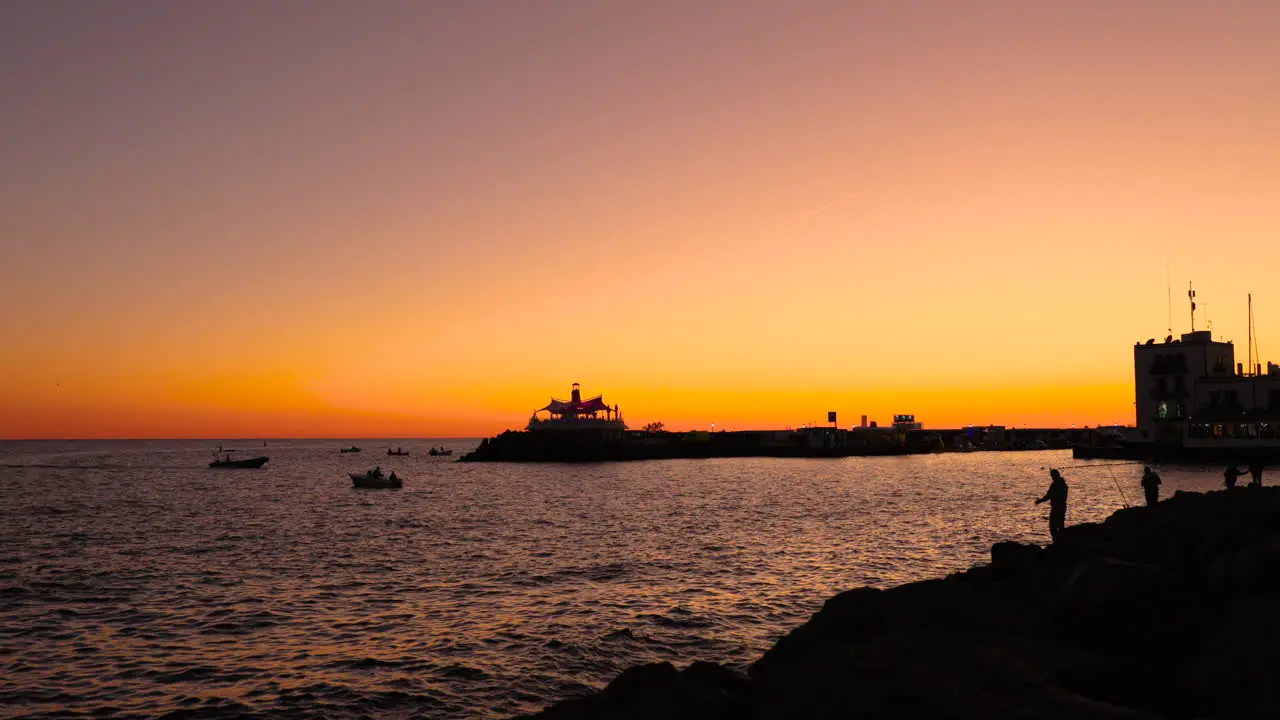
xmin=520 ymin=487 xmax=1280 ymax=719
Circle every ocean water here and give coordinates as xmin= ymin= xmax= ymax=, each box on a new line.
xmin=0 ymin=440 xmax=1228 ymax=719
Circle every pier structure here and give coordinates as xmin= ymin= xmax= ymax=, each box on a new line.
xmin=462 ymin=423 xmax=1083 ymax=463
xmin=459 ymin=381 xmax=1091 ymax=462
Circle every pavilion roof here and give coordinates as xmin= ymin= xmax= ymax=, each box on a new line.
xmin=539 ymin=395 xmax=611 ymax=414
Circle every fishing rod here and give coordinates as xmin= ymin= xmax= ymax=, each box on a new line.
xmin=1040 ymin=463 xmax=1135 ymax=507
xmin=1040 ymin=461 xmax=1146 ymax=471
xmin=1106 ymin=465 xmax=1131 ymax=508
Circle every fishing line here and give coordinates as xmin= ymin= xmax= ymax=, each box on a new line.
xmin=1106 ymin=465 xmax=1131 ymax=508
xmin=1041 ymin=463 xmax=1136 ymax=511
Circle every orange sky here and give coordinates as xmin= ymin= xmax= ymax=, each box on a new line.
xmin=4 ymin=1 xmax=1280 ymax=438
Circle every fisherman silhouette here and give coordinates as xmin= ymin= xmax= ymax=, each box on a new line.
xmin=1225 ymin=464 xmax=1242 ymax=489
xmin=1035 ymin=469 xmax=1069 ymax=541
xmin=1141 ymin=466 xmax=1162 ymax=506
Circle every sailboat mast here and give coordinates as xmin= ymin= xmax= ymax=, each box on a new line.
xmin=1248 ymin=294 xmax=1253 ymax=375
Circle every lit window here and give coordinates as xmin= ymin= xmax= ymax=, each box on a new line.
xmin=1158 ymin=401 xmax=1168 ymax=419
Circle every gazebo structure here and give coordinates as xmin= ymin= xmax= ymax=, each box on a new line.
xmin=528 ymin=383 xmax=626 ymax=431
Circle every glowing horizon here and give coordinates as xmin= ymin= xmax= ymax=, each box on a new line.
xmin=4 ymin=1 xmax=1280 ymax=439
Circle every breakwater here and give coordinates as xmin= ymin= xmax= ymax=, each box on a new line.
xmin=460 ymin=426 xmax=1079 ymax=462
xmin=522 ymin=486 xmax=1280 ymax=719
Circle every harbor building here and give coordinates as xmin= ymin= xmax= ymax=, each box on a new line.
xmin=1134 ymin=331 xmax=1280 ymax=453
xmin=528 ymin=383 xmax=626 ymax=433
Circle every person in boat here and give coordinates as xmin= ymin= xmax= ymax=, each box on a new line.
xmin=373 ymin=465 xmax=382 ymax=478
xmin=1140 ymin=466 xmax=1161 ymax=506
xmin=389 ymin=471 xmax=398 ymax=483
xmin=1034 ymin=469 xmax=1069 ymax=541
xmin=1225 ymin=463 xmax=1243 ymax=489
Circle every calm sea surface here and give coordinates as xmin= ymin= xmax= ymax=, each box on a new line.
xmin=0 ymin=440 xmax=1227 ymax=719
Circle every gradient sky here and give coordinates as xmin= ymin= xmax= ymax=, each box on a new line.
xmin=4 ymin=1 xmax=1280 ymax=438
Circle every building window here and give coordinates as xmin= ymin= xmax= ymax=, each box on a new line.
xmin=1158 ymin=401 xmax=1169 ymax=419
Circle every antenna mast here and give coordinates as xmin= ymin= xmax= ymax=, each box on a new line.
xmin=1188 ymin=282 xmax=1196 ymax=332
xmin=1248 ymin=293 xmax=1259 ymax=375
xmin=1166 ymin=257 xmax=1173 ymax=337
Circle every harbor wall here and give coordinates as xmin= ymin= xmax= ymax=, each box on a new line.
xmin=458 ymin=426 xmax=1086 ymax=463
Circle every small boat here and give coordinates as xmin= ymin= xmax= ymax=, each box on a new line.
xmin=350 ymin=470 xmax=402 ymax=489
xmin=340 ymin=446 xmax=362 ymax=453
xmin=209 ymin=456 xmax=269 ymax=469
xmin=387 ymin=448 xmax=410 ymax=456
xmin=428 ymin=447 xmax=453 ymax=457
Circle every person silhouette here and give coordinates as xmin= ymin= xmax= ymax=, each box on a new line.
xmin=1248 ymin=458 xmax=1265 ymax=487
xmin=1141 ymin=466 xmax=1162 ymax=506
xmin=1035 ymin=469 xmax=1069 ymax=541
xmin=1225 ymin=463 xmax=1242 ymax=489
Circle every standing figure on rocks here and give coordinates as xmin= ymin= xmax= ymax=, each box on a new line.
xmin=1141 ymin=466 xmax=1162 ymax=506
xmin=1225 ymin=464 xmax=1242 ymax=489
xmin=1035 ymin=469 xmax=1069 ymax=541
xmin=1248 ymin=458 xmax=1265 ymax=487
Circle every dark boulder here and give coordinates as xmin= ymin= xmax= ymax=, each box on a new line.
xmin=1206 ymin=532 xmax=1280 ymax=599
xmin=1182 ymin=592 xmax=1280 ymax=717
xmin=990 ymin=541 xmax=1042 ymax=580
xmin=522 ymin=661 xmax=749 ymax=720
xmin=1047 ymin=557 xmax=1194 ymax=655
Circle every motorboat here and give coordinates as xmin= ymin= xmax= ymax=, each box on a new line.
xmin=350 ymin=470 xmax=402 ymax=489
xmin=387 ymin=448 xmax=410 ymax=456
xmin=340 ymin=446 xmax=362 ymax=453
xmin=428 ymin=447 xmax=453 ymax=456
xmin=209 ymin=455 xmax=269 ymax=469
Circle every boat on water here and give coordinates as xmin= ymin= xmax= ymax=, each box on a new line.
xmin=209 ymin=455 xmax=269 ymax=469
xmin=387 ymin=447 xmax=410 ymax=456
xmin=340 ymin=446 xmax=362 ymax=453
xmin=428 ymin=447 xmax=453 ymax=456
xmin=350 ymin=469 xmax=402 ymax=489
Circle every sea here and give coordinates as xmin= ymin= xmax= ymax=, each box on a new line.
xmin=0 ymin=440 xmax=1228 ymax=719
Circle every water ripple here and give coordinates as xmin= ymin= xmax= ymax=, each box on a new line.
xmin=0 ymin=440 xmax=1226 ymax=717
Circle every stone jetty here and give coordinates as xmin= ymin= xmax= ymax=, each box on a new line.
xmin=520 ymin=487 xmax=1280 ymax=719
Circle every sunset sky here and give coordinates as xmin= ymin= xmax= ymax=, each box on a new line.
xmin=4 ymin=1 xmax=1280 ymax=438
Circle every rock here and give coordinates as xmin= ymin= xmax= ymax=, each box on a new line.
xmin=750 ymin=579 xmax=1008 ymax=683
xmin=522 ymin=661 xmax=749 ymax=719
xmin=1182 ymin=592 xmax=1280 ymax=718
xmin=1047 ymin=557 xmax=1199 ymax=660
xmin=1206 ymin=532 xmax=1280 ymax=599
xmin=990 ymin=541 xmax=1043 ymax=580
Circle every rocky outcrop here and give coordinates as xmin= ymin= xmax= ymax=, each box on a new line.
xmin=522 ymin=487 xmax=1280 ymax=719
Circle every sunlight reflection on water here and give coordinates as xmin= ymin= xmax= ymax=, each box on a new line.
xmin=0 ymin=441 xmax=1226 ymax=718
